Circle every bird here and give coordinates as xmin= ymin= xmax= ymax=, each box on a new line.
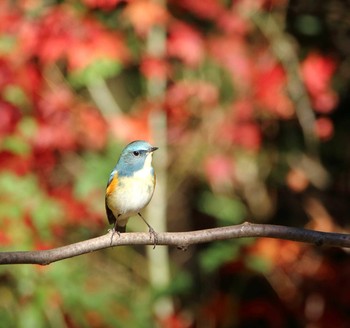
xmin=105 ymin=140 xmax=158 ymax=245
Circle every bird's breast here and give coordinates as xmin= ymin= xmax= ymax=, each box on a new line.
xmin=107 ymin=167 xmax=155 ymax=216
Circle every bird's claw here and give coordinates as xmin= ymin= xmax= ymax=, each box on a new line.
xmin=109 ymin=228 xmax=121 ymax=246
xmin=148 ymin=227 xmax=158 ymax=249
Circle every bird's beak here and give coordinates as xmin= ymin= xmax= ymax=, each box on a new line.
xmin=149 ymin=146 xmax=158 ymax=153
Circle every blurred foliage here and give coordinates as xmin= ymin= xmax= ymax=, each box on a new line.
xmin=1 ymin=0 xmax=350 ymax=327
xmin=198 ymin=191 xmax=246 ymax=226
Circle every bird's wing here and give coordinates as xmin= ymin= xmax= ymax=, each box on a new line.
xmin=105 ymin=198 xmax=116 ymax=225
xmin=105 ymin=171 xmax=119 ymax=225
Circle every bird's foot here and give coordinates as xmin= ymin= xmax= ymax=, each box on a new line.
xmin=109 ymin=228 xmax=121 ymax=246
xmin=137 ymin=213 xmax=158 ymax=249
xmin=148 ymin=227 xmax=158 ymax=249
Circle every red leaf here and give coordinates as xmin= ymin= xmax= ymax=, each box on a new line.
xmin=219 ymin=121 xmax=261 ymax=152
xmin=140 ymin=56 xmax=170 ymax=80
xmin=110 ymin=112 xmax=152 ymax=142
xmin=0 ymin=151 xmax=32 ymax=176
xmin=232 ymin=123 xmax=261 ymax=151
xmin=0 ymin=58 xmax=15 ymax=90
xmin=314 ymin=117 xmax=334 ymax=141
xmin=301 ymin=53 xmax=338 ymax=113
xmin=34 ymin=121 xmax=77 ymax=151
xmin=76 ymin=106 xmax=108 ymax=150
xmin=217 ymin=10 xmax=251 ymax=35
xmin=17 ymin=61 xmax=43 ymax=102
xmin=0 ymin=230 xmax=12 ymax=246
xmin=0 ymin=101 xmax=21 ymax=136
xmin=232 ymin=99 xmax=254 ymax=121
xmin=37 ymin=87 xmax=74 ymax=118
xmin=33 ymin=8 xmax=73 ymax=64
xmin=261 ymin=0 xmax=289 ymax=9
xmin=208 ymin=36 xmax=253 ymax=88
xmin=32 ymin=149 xmax=56 ymax=173
xmin=82 ymin=0 xmax=124 ymax=10
xmin=171 ymin=0 xmax=224 ymax=20
xmin=35 ymin=241 xmax=54 ymax=251
xmin=50 ymin=186 xmax=89 ymax=224
xmin=166 ymin=81 xmax=218 ymax=109
xmin=29 ymin=7 xmax=128 ymax=70
xmin=254 ymin=64 xmax=294 ymax=118
xmin=201 ymin=292 xmax=233 ymax=326
xmin=67 ymin=24 xmax=129 ymax=70
xmin=167 ymin=22 xmax=204 ymax=67
xmin=35 ymin=87 xmax=77 ymax=151
xmin=159 ymin=313 xmax=192 ymax=328
xmin=165 ymin=81 xmax=218 ymax=138
xmin=204 ymin=155 xmax=235 ymax=189
xmin=239 ymin=299 xmax=286 ymax=327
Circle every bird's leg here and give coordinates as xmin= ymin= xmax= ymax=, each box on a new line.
xmin=110 ymin=215 xmax=121 ymax=246
xmin=138 ymin=213 xmax=158 ymax=249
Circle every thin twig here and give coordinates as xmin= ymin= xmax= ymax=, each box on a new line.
xmin=0 ymin=222 xmax=349 ymax=265
xmin=87 ymin=78 xmax=123 ymax=116
xmin=248 ymin=10 xmax=319 ymax=155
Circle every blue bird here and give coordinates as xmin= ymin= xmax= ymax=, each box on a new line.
xmin=105 ymin=140 xmax=158 ymax=244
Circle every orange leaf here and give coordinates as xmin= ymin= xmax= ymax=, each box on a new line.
xmin=110 ymin=114 xmax=151 ymax=142
xmin=124 ymin=0 xmax=168 ymax=36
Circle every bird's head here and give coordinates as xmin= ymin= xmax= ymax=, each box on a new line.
xmin=117 ymin=140 xmax=158 ymax=176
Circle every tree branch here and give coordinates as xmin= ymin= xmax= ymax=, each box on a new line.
xmin=1 ymin=222 xmax=350 ymax=265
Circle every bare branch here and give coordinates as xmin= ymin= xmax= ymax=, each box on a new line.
xmin=1 ymin=222 xmax=350 ymax=265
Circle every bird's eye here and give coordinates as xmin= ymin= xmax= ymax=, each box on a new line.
xmin=133 ymin=151 xmax=140 ymax=156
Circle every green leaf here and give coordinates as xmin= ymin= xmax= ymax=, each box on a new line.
xmin=18 ymin=117 xmax=38 ymax=139
xmin=0 ymin=35 xmax=16 ymax=54
xmin=2 ymin=135 xmax=30 ymax=155
xmin=3 ymin=85 xmax=29 ymax=108
xmin=74 ymin=151 xmax=109 ymax=199
xmin=69 ymin=58 xmax=122 ymax=88
xmin=198 ymin=191 xmax=246 ymax=225
xmin=31 ymin=199 xmax=63 ymax=240
xmin=0 ymin=172 xmax=63 ymax=240
xmin=74 ymin=142 xmax=124 ymax=213
xmin=18 ymin=304 xmax=46 ymax=328
xmin=245 ymin=255 xmax=272 ymax=274
xmin=155 ymin=271 xmax=193 ymax=298
xmin=200 ymin=242 xmax=240 ymax=273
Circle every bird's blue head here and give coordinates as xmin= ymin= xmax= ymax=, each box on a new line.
xmin=116 ymin=140 xmax=158 ymax=177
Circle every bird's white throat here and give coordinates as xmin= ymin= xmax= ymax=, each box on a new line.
xmin=133 ymin=153 xmax=154 ymax=178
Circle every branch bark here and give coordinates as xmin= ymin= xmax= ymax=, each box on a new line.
xmin=1 ymin=222 xmax=350 ymax=265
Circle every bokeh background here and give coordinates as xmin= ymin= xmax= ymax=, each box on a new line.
xmin=1 ymin=0 xmax=350 ymax=327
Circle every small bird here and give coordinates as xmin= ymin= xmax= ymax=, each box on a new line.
xmin=105 ymin=140 xmax=158 ymax=245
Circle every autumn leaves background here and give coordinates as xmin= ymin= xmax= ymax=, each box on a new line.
xmin=1 ymin=0 xmax=350 ymax=327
